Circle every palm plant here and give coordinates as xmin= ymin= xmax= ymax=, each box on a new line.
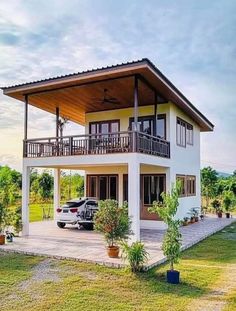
xmin=121 ymin=241 xmax=149 ymax=272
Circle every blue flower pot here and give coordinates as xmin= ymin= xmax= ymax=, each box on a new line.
xmin=167 ymin=270 xmax=180 ymax=284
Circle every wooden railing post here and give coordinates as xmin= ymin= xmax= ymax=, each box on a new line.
xmin=69 ymin=137 xmax=73 ymax=155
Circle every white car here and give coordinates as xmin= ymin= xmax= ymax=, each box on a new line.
xmin=56 ymin=198 xmax=98 ymax=230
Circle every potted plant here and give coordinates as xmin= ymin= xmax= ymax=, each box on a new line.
xmin=211 ymin=199 xmax=222 ymax=218
xmin=149 ymin=182 xmax=182 ymax=284
xmin=121 ymin=241 xmax=149 ymax=272
xmin=222 ymin=191 xmax=233 ymax=219
xmin=94 ymin=200 xmax=131 ymax=258
xmin=192 ymin=208 xmax=199 ymax=222
xmin=182 ymin=217 xmax=189 ymax=226
xmin=0 ymin=203 xmax=8 ymax=245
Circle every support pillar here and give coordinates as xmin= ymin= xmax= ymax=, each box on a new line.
xmin=56 ymin=107 xmax=59 ymax=138
xmin=118 ymin=173 xmax=123 ymax=206
xmin=54 ymin=168 xmax=61 ymax=220
xmin=128 ymin=159 xmax=140 ymax=241
xmin=22 ymin=165 xmax=30 ymax=236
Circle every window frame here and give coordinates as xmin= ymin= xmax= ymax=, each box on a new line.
xmin=86 ymin=174 xmax=118 ymax=200
xmin=156 ymin=114 xmax=166 ymax=139
xmin=176 ymin=117 xmax=194 ymax=147
xmin=176 ymin=174 xmax=196 ymax=197
xmin=129 ymin=114 xmax=166 ymax=138
xmin=89 ymin=119 xmax=120 ymax=136
xmin=141 ymin=174 xmax=166 ymax=206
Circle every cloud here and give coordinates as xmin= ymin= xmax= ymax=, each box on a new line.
xmin=0 ymin=0 xmax=235 ymax=172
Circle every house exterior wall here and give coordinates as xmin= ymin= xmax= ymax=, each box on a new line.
xmin=168 ymin=103 xmax=201 ymax=220
xmin=85 ymin=101 xmax=201 ymax=223
xmin=22 ymin=101 xmax=201 ymax=233
xmin=85 ymin=103 xmax=171 ymax=139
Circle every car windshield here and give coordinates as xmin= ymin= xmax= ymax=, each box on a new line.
xmin=62 ymin=200 xmax=85 ymax=208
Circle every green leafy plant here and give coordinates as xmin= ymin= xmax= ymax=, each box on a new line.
xmin=222 ymin=191 xmax=233 ymax=213
xmin=211 ymin=199 xmax=221 ymax=211
xmin=0 ymin=202 xmax=10 ymax=234
xmin=13 ymin=206 xmax=23 ymax=235
xmin=121 ymin=241 xmax=149 ymax=272
xmin=149 ymin=182 xmax=182 ymax=271
xmin=94 ymin=200 xmax=132 ymax=247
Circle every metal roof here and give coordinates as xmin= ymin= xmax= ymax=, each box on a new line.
xmin=1 ymin=58 xmax=214 ymax=131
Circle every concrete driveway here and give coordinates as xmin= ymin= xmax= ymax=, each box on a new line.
xmin=0 ymin=216 xmax=234 ymax=269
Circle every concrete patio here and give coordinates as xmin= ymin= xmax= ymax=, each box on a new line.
xmin=0 ymin=216 xmax=235 ymax=269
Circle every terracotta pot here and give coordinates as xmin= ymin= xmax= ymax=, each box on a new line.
xmin=217 ymin=212 xmax=223 ymax=218
xmin=107 ymin=246 xmax=119 ymax=258
xmin=0 ymin=234 xmax=5 ymax=245
xmin=190 ymin=217 xmax=195 ymax=224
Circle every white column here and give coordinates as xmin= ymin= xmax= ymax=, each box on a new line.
xmin=22 ymin=165 xmax=30 ymax=236
xmin=128 ymin=159 xmax=140 ymax=241
xmin=118 ymin=173 xmax=123 ymax=206
xmin=53 ymin=168 xmax=61 ymax=220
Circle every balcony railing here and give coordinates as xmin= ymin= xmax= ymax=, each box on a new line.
xmin=24 ymin=131 xmax=170 ymax=159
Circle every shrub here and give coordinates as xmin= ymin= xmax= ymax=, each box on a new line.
xmin=94 ymin=200 xmax=132 ymax=247
xmin=121 ymin=241 xmax=149 ymax=272
xmin=222 ymin=191 xmax=233 ymax=212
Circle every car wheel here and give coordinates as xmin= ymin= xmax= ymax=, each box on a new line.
xmin=57 ymin=222 xmax=66 ymax=229
xmin=82 ymin=223 xmax=94 ymax=230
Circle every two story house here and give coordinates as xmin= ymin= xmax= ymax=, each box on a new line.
xmin=2 ymin=59 xmax=214 ymax=240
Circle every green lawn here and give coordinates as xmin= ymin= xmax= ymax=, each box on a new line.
xmin=29 ymin=203 xmax=54 ymax=222
xmin=0 ymin=222 xmax=235 ymax=310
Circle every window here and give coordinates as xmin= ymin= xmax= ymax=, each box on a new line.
xmin=177 ymin=118 xmax=186 ymax=147
xmin=176 ymin=175 xmax=186 ymax=197
xmin=123 ymin=174 xmax=128 ymax=202
xmin=176 ymin=117 xmax=193 ymax=147
xmin=156 ymin=114 xmax=166 ymax=139
xmin=87 ymin=175 xmax=118 ymax=200
xmin=186 ymin=123 xmax=193 ymax=145
xmin=89 ymin=176 xmax=97 ymax=198
xmin=130 ymin=116 xmax=154 ymax=135
xmin=186 ymin=175 xmax=196 ymax=196
xmin=89 ymin=120 xmax=120 ymax=136
xmin=143 ymin=175 xmax=165 ymax=205
xmin=176 ymin=175 xmax=196 ymax=197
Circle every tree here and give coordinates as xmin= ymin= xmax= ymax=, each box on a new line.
xmin=37 ymin=172 xmax=54 ymax=202
xmin=201 ymin=167 xmax=218 ymax=208
xmin=149 ymin=182 xmax=182 ymax=271
xmin=0 ymin=166 xmax=20 ymax=206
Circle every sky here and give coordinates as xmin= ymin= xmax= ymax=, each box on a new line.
xmin=0 ymin=0 xmax=235 ymax=173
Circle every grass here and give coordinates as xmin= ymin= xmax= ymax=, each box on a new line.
xmin=0 ymin=222 xmax=235 ymax=310
xmin=10 ymin=203 xmax=54 ymax=222
xmin=29 ymin=203 xmax=54 ymax=222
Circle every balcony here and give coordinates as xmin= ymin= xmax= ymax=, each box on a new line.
xmin=24 ymin=131 xmax=170 ymax=159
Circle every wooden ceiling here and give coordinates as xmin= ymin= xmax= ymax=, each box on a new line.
xmin=26 ymin=76 xmax=155 ymax=125
xmin=2 ymin=60 xmax=214 ymax=131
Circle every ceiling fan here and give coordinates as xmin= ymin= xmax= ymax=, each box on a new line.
xmin=92 ymin=88 xmax=120 ymax=105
